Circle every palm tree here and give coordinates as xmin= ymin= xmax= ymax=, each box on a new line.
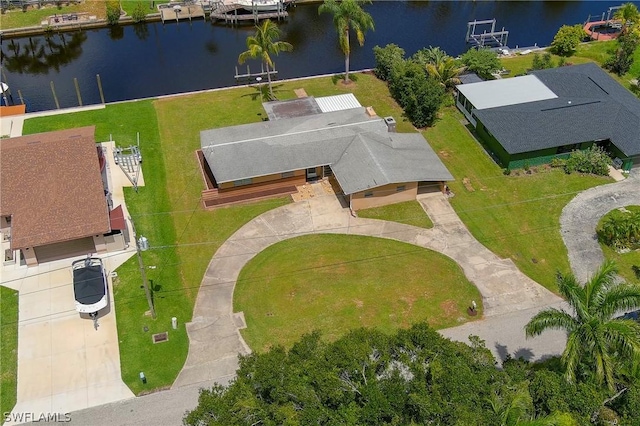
xmin=525 ymin=260 xmax=640 ymax=391
xmin=319 ymin=0 xmax=375 ymax=84
xmin=489 ymin=381 xmax=577 ymax=426
xmin=426 ymin=57 xmax=466 ymax=90
xmin=613 ymin=2 xmax=640 ymax=34
xmin=238 ymin=19 xmax=292 ymax=99
xmin=412 ymin=45 xmax=449 ymax=68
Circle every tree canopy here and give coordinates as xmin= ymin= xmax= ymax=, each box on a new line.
xmin=460 ymin=48 xmax=501 ymax=80
xmin=184 ymin=322 xmax=640 ymax=425
xmin=550 ymin=25 xmax=586 ymax=57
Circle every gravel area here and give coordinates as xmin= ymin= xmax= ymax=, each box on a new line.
xmin=560 ymin=169 xmax=640 ymax=283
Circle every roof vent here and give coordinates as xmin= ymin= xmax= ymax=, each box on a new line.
xmin=384 ymin=116 xmax=396 ymax=133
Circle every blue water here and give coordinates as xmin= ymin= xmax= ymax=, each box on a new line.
xmin=1 ymin=1 xmax=638 ymax=112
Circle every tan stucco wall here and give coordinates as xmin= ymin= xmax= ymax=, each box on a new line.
xmin=218 ymin=169 xmax=306 ymax=190
xmin=22 ymin=247 xmax=37 ymax=266
xmin=93 ymin=234 xmax=107 ymax=253
xmin=350 ymin=182 xmax=418 ymax=211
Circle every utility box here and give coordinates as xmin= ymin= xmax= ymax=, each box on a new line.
xmin=384 ymin=116 xmax=397 ymax=133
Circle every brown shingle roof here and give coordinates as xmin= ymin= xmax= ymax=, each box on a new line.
xmin=0 ymin=126 xmax=110 ymax=250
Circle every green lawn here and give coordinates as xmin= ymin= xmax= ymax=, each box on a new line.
xmin=597 ymin=206 xmax=640 ymax=285
xmin=22 ymin=100 xmax=289 ymax=395
xmin=424 ymin=107 xmax=610 ymax=292
xmin=500 ymin=40 xmax=640 ymax=90
xmin=18 ymin=69 xmax=613 ymax=391
xmin=0 ymin=286 xmax=18 ymax=422
xmin=0 ymin=1 xmax=106 ymax=29
xmin=357 ymin=200 xmax=433 ymax=229
xmin=235 ymin=234 xmax=481 ymax=352
xmin=20 ymin=73 xmax=401 ymax=394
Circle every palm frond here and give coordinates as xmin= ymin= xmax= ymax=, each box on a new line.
xmin=525 ymin=309 xmax=577 ymax=337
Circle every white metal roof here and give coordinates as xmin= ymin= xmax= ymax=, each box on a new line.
xmin=456 ymin=75 xmax=557 ymax=110
xmin=315 ymin=94 xmax=362 ymax=113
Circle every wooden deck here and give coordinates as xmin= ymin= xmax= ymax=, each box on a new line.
xmin=201 ymin=175 xmax=304 ymax=208
xmin=583 ymin=20 xmax=622 ymax=41
xmin=159 ymin=3 xmax=206 ymax=23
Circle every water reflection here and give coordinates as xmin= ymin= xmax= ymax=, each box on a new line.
xmin=2 ymin=32 xmax=87 ymax=74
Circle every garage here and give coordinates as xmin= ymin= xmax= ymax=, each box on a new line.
xmin=33 ymin=237 xmax=96 ymax=264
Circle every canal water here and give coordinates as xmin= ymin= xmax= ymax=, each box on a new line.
xmin=1 ymin=1 xmax=638 ymax=112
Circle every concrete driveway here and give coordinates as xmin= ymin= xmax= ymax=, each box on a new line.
xmin=561 ymin=169 xmax=640 ymax=283
xmin=172 ymin=186 xmax=563 ymax=390
xmin=1 ymin=139 xmax=139 ymax=425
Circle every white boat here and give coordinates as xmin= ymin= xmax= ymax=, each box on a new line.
xmin=72 ymin=257 xmax=108 ymax=318
xmin=236 ymin=0 xmax=282 ymax=12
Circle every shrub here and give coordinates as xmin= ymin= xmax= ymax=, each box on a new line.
xmin=131 ymin=1 xmax=147 ymax=23
xmin=549 ymin=157 xmax=566 ymax=168
xmin=373 ymin=44 xmax=405 ymax=82
xmin=106 ymin=0 xmax=121 ymax=25
xmin=550 ymin=24 xmax=586 ymax=56
xmin=598 ymin=210 xmax=640 ymax=250
xmin=460 ymin=48 xmax=500 ymax=80
xmin=563 ymin=145 xmax=611 ymax=176
xmin=388 ymin=60 xmax=444 ymax=128
xmin=604 ymin=31 xmax=640 ymax=75
xmin=531 ymin=52 xmax=554 ymax=70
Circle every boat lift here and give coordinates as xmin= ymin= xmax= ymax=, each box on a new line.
xmin=466 ymin=18 xmax=509 ymax=48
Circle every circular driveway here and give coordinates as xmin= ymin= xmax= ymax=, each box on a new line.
xmin=560 ymin=169 xmax=640 ymax=283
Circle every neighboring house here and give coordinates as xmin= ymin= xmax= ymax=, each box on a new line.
xmin=198 ymin=96 xmax=453 ymax=210
xmin=455 ymin=62 xmax=640 ymax=170
xmin=0 ymin=126 xmax=127 ymax=266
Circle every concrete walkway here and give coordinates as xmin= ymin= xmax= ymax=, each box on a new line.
xmin=560 ymin=169 xmax=640 ymax=283
xmin=173 ymin=187 xmax=562 ymax=389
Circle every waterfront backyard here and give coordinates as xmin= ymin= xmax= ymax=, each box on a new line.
xmin=12 ymin=68 xmax=613 ymax=397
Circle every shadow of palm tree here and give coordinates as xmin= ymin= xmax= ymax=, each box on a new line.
xmin=331 ymin=73 xmax=359 ymax=85
xmin=241 ymin=82 xmax=285 ymax=102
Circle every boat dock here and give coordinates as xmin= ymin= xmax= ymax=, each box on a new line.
xmin=159 ymin=2 xmax=206 ymax=23
xmin=465 ymin=18 xmax=509 ymax=48
xmin=210 ymin=0 xmax=291 ymax=25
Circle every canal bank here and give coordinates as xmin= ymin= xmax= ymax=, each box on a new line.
xmin=2 ymin=1 xmax=638 ymax=112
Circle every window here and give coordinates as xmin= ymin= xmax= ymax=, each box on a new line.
xmin=364 ymin=191 xmax=374 ymax=198
xmin=396 ymin=185 xmax=406 ymax=192
xmin=233 ymin=178 xmax=252 ymax=187
xmin=281 ymin=171 xmax=294 ymax=178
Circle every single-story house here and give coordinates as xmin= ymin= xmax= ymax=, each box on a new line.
xmin=455 ymin=62 xmax=640 ymax=170
xmin=198 ymin=97 xmax=453 ymax=210
xmin=0 ymin=126 xmax=127 ymax=266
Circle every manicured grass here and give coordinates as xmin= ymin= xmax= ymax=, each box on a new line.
xmin=424 ymin=107 xmax=610 ymax=292
xmin=235 ymin=234 xmax=481 ymax=352
xmin=23 ymin=100 xmax=289 ymax=395
xmin=0 ymin=286 xmax=18 ymax=423
xmin=500 ymin=51 xmax=593 ymax=77
xmin=500 ymin=40 xmax=640 ymax=91
xmin=357 ymin=200 xmax=433 ymax=229
xmin=597 ymin=206 xmax=640 ymax=285
xmin=0 ymin=1 xmax=106 ymax=29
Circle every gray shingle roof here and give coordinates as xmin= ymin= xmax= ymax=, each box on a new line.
xmin=201 ymin=108 xmax=453 ymax=194
xmin=472 ymin=63 xmax=640 ymax=156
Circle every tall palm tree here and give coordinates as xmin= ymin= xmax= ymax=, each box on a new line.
xmin=525 ymin=260 xmax=640 ymax=391
xmin=426 ymin=57 xmax=466 ymax=90
xmin=238 ymin=19 xmax=292 ymax=99
xmin=613 ymin=2 xmax=640 ymax=34
xmin=319 ymin=0 xmax=375 ymax=84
